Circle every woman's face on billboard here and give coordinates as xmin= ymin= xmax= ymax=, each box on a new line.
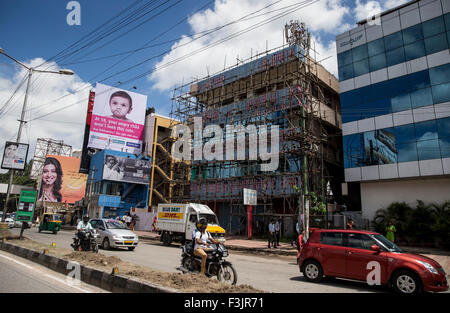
xmin=42 ymin=164 xmax=57 ymax=186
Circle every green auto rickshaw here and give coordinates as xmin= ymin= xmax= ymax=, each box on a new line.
xmin=38 ymin=213 xmax=63 ymax=234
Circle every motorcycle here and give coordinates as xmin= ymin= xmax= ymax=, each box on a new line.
xmin=177 ymin=241 xmax=237 ymax=285
xmin=71 ymin=229 xmax=99 ymax=253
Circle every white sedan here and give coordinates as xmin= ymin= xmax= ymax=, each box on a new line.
xmin=5 ymin=218 xmax=15 ymax=228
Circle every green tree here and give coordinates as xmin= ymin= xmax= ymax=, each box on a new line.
xmin=372 ymin=202 xmax=413 ymax=243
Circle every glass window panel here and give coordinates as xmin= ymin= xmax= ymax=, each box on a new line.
xmin=367 ymin=38 xmax=385 ymax=56
xmin=343 ymin=134 xmax=363 ymax=168
xmin=393 ymin=123 xmax=416 ymax=143
xmin=446 ymin=13 xmax=450 ymax=31
xmin=422 ymin=16 xmax=445 ymax=38
xmin=342 ymin=107 xmax=360 ymax=123
xmin=429 ymin=63 xmax=450 ymax=86
xmin=417 ymin=139 xmax=441 ymax=160
xmin=369 ymin=53 xmax=386 ymax=72
xmin=396 ymin=142 xmax=418 ymax=162
xmin=386 ymin=47 xmax=405 ymax=67
xmin=384 ymin=32 xmax=403 ymax=51
xmin=424 ymin=33 xmax=448 ymax=55
xmin=410 ymin=87 xmax=433 ymax=109
xmin=338 ymin=50 xmax=353 ymax=67
xmin=415 ymin=119 xmax=438 ymax=141
xmin=431 ymin=82 xmax=450 ymax=104
xmin=439 ymin=138 xmax=450 ymax=158
xmin=437 ymin=117 xmax=450 ymax=138
xmin=408 ymin=70 xmax=430 ymax=90
xmin=404 ymin=40 xmax=425 ymax=61
xmin=352 ymin=44 xmax=368 ymax=62
xmin=448 ymin=31 xmax=450 ymax=48
xmin=339 ymin=63 xmax=354 ymax=81
xmin=389 ymin=75 xmax=410 ymax=97
xmin=402 ymin=24 xmax=424 ymax=44
xmin=374 ymin=128 xmax=397 ymax=164
xmin=353 ymin=58 xmax=369 ymax=77
xmin=363 ymin=131 xmax=381 ymax=165
xmin=391 ymin=93 xmax=411 ymax=112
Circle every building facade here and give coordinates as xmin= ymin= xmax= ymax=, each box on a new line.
xmin=172 ymin=25 xmax=344 ymax=235
xmin=336 ymin=0 xmax=450 ymax=220
xmin=86 ymin=149 xmax=150 ymax=219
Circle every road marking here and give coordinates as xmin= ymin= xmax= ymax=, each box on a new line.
xmin=0 ymin=252 xmax=34 ymax=270
xmin=0 ymin=251 xmax=92 ymax=293
xmin=44 ymin=274 xmax=91 ymax=293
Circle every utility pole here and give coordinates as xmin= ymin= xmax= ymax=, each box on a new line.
xmin=0 ymin=48 xmax=74 ymax=225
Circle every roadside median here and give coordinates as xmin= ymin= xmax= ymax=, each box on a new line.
xmin=0 ymin=234 xmax=264 ymax=293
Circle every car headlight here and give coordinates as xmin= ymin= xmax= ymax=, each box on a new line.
xmin=112 ymin=235 xmax=121 ymax=240
xmin=416 ymin=260 xmax=438 ymax=274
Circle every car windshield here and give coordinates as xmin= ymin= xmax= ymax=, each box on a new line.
xmin=371 ymin=234 xmax=403 ymax=252
xmin=105 ymin=220 xmax=127 ymax=229
xmin=199 ymin=214 xmax=218 ymax=225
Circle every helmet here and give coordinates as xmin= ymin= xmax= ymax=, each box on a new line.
xmin=196 ymin=217 xmax=208 ymax=230
xmin=83 ymin=215 xmax=89 ymax=222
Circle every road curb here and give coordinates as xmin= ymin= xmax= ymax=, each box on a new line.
xmin=138 ymin=234 xmax=297 ymax=256
xmin=0 ymin=241 xmax=179 ymax=293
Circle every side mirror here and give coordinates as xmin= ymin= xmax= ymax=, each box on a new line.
xmin=371 ymin=245 xmax=381 ymax=252
xmin=99 ymin=226 xmax=105 ymax=231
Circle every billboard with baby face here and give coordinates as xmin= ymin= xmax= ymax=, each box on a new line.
xmin=87 ymin=83 xmax=147 ymax=154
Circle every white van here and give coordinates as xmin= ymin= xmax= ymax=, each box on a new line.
xmin=156 ymin=203 xmax=225 ymax=245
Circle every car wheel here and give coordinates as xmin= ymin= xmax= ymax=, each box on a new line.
xmin=392 ymin=270 xmax=422 ymax=294
xmin=302 ymin=260 xmax=324 ymax=283
xmin=102 ymin=238 xmax=111 ymax=250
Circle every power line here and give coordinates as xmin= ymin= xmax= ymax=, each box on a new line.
xmin=27 ymin=0 xmax=320 ymax=122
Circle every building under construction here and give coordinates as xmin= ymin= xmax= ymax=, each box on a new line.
xmin=171 ymin=22 xmax=343 ymax=236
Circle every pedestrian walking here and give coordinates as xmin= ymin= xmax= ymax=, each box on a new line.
xmin=275 ymin=218 xmax=281 ymax=247
xmin=346 ymin=218 xmax=355 ymax=230
xmin=268 ymin=219 xmax=277 ymax=248
xmin=386 ymin=221 xmax=396 ymax=242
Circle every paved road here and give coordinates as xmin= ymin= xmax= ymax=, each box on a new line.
xmin=11 ymin=227 xmax=385 ymax=293
xmin=0 ymin=250 xmax=107 ymax=293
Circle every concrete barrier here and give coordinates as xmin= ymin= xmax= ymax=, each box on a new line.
xmin=0 ymin=241 xmax=178 ymax=293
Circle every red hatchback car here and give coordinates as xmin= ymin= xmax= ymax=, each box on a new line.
xmin=298 ymin=229 xmax=448 ymax=294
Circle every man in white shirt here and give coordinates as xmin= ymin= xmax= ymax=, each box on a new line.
xmin=268 ymin=219 xmax=276 ymax=248
xmin=194 ymin=218 xmax=219 ymax=275
xmin=77 ymin=215 xmax=94 ymax=250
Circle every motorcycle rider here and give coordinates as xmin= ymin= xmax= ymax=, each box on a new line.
xmin=77 ymin=215 xmax=93 ymax=250
xmin=194 ymin=217 xmax=219 ymax=275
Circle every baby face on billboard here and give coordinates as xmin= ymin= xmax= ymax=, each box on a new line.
xmin=109 ymin=91 xmax=133 ymax=121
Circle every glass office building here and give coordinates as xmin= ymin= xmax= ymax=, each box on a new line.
xmin=336 ymin=0 xmax=450 ymax=220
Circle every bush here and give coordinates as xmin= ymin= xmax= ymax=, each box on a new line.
xmin=371 ymin=200 xmax=450 ymax=249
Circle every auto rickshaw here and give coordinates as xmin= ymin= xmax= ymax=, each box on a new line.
xmin=38 ymin=213 xmax=63 ymax=234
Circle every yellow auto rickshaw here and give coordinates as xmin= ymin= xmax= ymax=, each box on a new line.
xmin=38 ymin=213 xmax=62 ymax=234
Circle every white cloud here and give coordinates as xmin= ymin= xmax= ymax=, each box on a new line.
xmin=354 ymin=0 xmax=410 ymax=22
xmin=0 ymin=58 xmax=92 ymax=173
xmin=149 ymin=0 xmax=350 ymax=91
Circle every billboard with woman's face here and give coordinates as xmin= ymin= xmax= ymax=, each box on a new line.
xmin=39 ymin=155 xmax=87 ymax=204
xmin=87 ymin=83 xmax=147 ymax=154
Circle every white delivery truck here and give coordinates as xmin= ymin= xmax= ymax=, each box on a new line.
xmin=156 ymin=203 xmax=226 ymax=246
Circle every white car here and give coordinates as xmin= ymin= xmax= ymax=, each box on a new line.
xmin=89 ymin=218 xmax=139 ymax=251
xmin=5 ymin=218 xmax=15 ymax=228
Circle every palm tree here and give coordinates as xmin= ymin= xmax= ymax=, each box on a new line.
xmin=372 ymin=202 xmax=413 ymax=243
xmin=429 ymin=200 xmax=450 ymax=248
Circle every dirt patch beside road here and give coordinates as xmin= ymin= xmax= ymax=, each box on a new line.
xmin=3 ymin=238 xmax=264 ymax=293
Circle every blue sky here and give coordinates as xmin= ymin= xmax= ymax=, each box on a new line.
xmin=0 ymin=0 xmax=409 ymax=167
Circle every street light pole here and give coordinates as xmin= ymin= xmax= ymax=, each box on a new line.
xmin=0 ymin=49 xmax=73 ymax=224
